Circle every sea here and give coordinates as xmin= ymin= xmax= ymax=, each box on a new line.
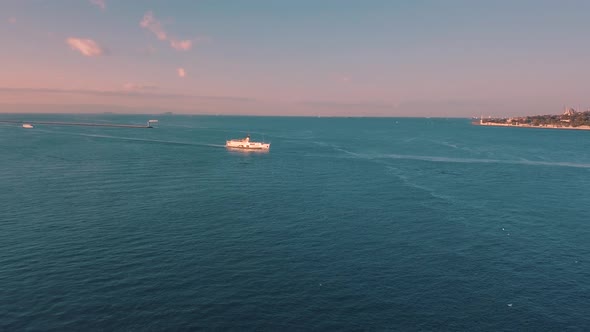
xmin=1 ymin=114 xmax=589 ymax=331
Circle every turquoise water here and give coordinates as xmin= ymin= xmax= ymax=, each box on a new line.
xmin=1 ymin=114 xmax=589 ymax=330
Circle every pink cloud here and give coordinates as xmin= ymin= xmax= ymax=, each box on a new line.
xmin=89 ymin=0 xmax=106 ymax=10
xmin=139 ymin=45 xmax=157 ymax=56
xmin=170 ymin=39 xmax=192 ymax=51
xmin=123 ymin=83 xmax=159 ymax=91
xmin=177 ymin=68 xmax=186 ymax=78
xmin=336 ymin=74 xmax=352 ymax=83
xmin=7 ymin=17 xmax=17 ymax=24
xmin=140 ymin=11 xmax=193 ymax=51
xmin=140 ymin=11 xmax=167 ymax=41
xmin=66 ymin=38 xmax=106 ymax=57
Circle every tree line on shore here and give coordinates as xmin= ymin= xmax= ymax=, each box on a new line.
xmin=482 ymin=110 xmax=590 ymax=127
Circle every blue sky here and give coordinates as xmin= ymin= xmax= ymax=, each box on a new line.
xmin=1 ymin=0 xmax=589 ymax=116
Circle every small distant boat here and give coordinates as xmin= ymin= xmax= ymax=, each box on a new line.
xmin=22 ymin=123 xmax=34 ymax=129
xmin=226 ymin=135 xmax=270 ymax=150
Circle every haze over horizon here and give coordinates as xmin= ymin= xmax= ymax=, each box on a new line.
xmin=2 ymin=0 xmax=590 ymax=117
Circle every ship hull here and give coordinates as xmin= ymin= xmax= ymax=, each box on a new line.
xmin=226 ymin=141 xmax=270 ymax=150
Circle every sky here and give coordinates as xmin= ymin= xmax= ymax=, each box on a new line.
xmin=1 ymin=0 xmax=590 ymax=117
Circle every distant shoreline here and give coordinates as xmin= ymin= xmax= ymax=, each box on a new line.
xmin=473 ymin=122 xmax=590 ymax=131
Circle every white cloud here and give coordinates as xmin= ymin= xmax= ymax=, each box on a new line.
xmin=89 ymin=0 xmax=106 ymax=10
xmin=66 ymin=37 xmax=106 ymax=57
xmin=177 ymin=68 xmax=186 ymax=78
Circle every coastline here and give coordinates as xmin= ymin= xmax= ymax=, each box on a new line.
xmin=473 ymin=122 xmax=590 ymax=131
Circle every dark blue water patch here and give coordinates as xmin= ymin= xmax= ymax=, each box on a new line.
xmin=1 ymin=115 xmax=589 ymax=330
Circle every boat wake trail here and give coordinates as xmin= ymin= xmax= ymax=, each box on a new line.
xmin=376 ymin=154 xmax=590 ymax=169
xmin=34 ymin=130 xmax=226 ymax=148
xmin=318 ymin=143 xmax=590 ymax=169
xmin=385 ymin=166 xmax=454 ymax=203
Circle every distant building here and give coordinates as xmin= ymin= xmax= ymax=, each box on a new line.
xmin=563 ymin=108 xmax=577 ymax=116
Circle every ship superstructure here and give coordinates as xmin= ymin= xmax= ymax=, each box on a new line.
xmin=226 ymin=135 xmax=270 ymax=150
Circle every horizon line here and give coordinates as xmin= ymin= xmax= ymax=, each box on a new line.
xmin=0 ymin=111 xmax=471 ymax=119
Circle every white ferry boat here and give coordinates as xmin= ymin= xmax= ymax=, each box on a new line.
xmin=22 ymin=123 xmax=34 ymax=129
xmin=226 ymin=135 xmax=270 ymax=150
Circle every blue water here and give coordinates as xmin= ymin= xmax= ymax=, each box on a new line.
xmin=1 ymin=114 xmax=589 ymax=331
